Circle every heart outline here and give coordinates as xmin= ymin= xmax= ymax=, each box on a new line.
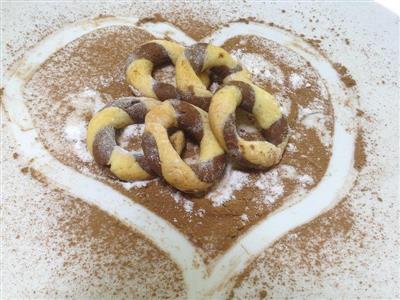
xmin=2 ymin=17 xmax=357 ymax=298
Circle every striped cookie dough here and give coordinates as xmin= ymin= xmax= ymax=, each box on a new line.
xmin=175 ymin=43 xmax=248 ymax=110
xmin=126 ymin=40 xmax=209 ymax=101
xmin=87 ymin=97 xmax=185 ymax=181
xmin=143 ymin=100 xmax=226 ymax=194
xmin=209 ymin=80 xmax=289 ymax=170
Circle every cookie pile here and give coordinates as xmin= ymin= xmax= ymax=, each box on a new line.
xmin=87 ymin=40 xmax=289 ymax=194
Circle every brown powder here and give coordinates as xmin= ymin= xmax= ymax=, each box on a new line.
xmin=354 ymin=127 xmax=367 ymax=171
xmin=306 ymin=38 xmax=322 ymax=49
xmin=230 ymin=197 xmax=357 ymax=298
xmin=20 ymin=166 xmax=29 ymax=174
xmin=24 ymin=27 xmax=335 ymax=259
xmin=356 ymin=109 xmax=365 ymax=117
xmin=20 ymin=166 xmax=48 ymax=185
xmin=29 ymin=167 xmax=49 ymax=186
xmin=137 ymin=12 xmax=215 ymax=41
xmin=230 ymin=17 xmax=258 ymax=25
xmin=259 ymin=290 xmax=267 ymax=299
xmin=136 ymin=14 xmax=166 ymax=26
xmin=54 ymin=194 xmax=185 ymax=299
xmin=6 ymin=184 xmax=186 ymax=298
xmin=333 ymin=63 xmax=357 ymax=88
xmin=224 ymin=17 xmax=358 ymax=92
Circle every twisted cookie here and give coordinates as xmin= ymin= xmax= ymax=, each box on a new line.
xmin=87 ymin=97 xmax=185 ymax=181
xmin=175 ymin=43 xmax=246 ymax=110
xmin=209 ymin=75 xmax=289 ymax=170
xmin=126 ymin=40 xmax=209 ymax=101
xmin=143 ymin=100 xmax=226 ymax=193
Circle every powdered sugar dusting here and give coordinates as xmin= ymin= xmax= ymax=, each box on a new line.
xmin=298 ymin=102 xmax=332 ymax=147
xmin=231 ymin=50 xmax=285 ymax=86
xmin=286 ymin=142 xmax=298 ymax=153
xmin=207 ymin=164 xmax=250 ymax=207
xmin=275 ymin=92 xmax=291 ymax=116
xmin=118 ymin=124 xmax=145 ymax=148
xmin=254 ymin=168 xmax=285 ymax=205
xmin=240 ymin=214 xmax=249 ymax=222
xmin=297 ymin=174 xmax=314 ymax=186
xmin=183 ymin=200 xmax=194 ymax=214
xmin=66 ymin=88 xmax=106 ymax=114
xmin=171 ymin=190 xmax=194 ymax=214
xmin=119 ymin=179 xmax=155 ymax=190
xmin=205 ymin=163 xmax=316 ymax=207
xmin=64 ymin=120 xmax=92 ymax=162
xmin=62 ymin=89 xmax=106 ymax=162
xmin=289 ymin=73 xmax=308 ymax=89
xmin=255 ymin=165 xmax=314 ymax=205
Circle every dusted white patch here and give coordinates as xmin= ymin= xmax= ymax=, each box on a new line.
xmin=65 ymin=88 xmax=106 ymax=114
xmin=254 ymin=165 xmax=313 ymax=205
xmin=183 ymin=201 xmax=194 ymax=213
xmin=240 ymin=214 xmax=249 ymax=222
xmin=61 ymin=89 xmax=106 ymax=162
xmin=275 ymin=93 xmax=291 ymax=117
xmin=171 ymin=190 xmax=194 ymax=214
xmin=301 ymin=113 xmax=332 ymax=147
xmin=289 ymin=73 xmax=306 ymax=89
xmin=286 ymin=143 xmax=298 ymax=153
xmin=119 ymin=179 xmax=154 ymax=190
xmin=231 ymin=50 xmax=285 ymax=86
xmin=196 ymin=208 xmax=206 ymax=217
xmin=297 ymin=174 xmax=314 ymax=186
xmin=64 ymin=120 xmax=92 ymax=162
xmin=254 ymin=168 xmax=285 ymax=205
xmin=118 ymin=124 xmax=145 ymax=149
xmin=298 ymin=102 xmax=332 ymax=147
xmin=236 ymin=122 xmax=260 ymax=134
xmin=206 ymin=164 xmax=250 ymax=206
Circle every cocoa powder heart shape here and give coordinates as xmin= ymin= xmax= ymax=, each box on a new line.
xmin=3 ymin=17 xmax=356 ymax=298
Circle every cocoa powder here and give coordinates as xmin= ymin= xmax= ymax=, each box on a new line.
xmin=137 ymin=13 xmax=215 ymax=41
xmin=229 ymin=197 xmax=357 ymax=299
xmin=354 ymin=127 xmax=367 ymax=171
xmin=39 ymin=188 xmax=186 ymax=297
xmin=23 ymin=26 xmax=336 ymax=259
xmin=333 ymin=63 xmax=357 ymax=88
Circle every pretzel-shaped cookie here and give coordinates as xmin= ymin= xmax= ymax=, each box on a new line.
xmin=126 ymin=40 xmax=209 ymax=101
xmin=209 ymin=72 xmax=289 ymax=170
xmin=175 ymin=43 xmax=246 ymax=110
xmin=142 ymin=99 xmax=226 ymax=193
xmin=87 ymin=97 xmax=185 ymax=181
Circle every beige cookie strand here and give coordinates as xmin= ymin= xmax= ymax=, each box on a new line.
xmin=87 ymin=97 xmax=185 ymax=181
xmin=143 ymin=100 xmax=226 ymax=193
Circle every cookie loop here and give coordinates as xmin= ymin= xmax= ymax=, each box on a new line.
xmin=175 ymin=43 xmax=246 ymax=110
xmin=126 ymin=40 xmax=210 ymax=101
xmin=209 ymin=79 xmax=289 ymax=170
xmin=126 ymin=40 xmax=183 ymax=100
xmin=87 ymin=97 xmax=185 ymax=181
xmin=143 ymin=100 xmax=226 ymax=193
